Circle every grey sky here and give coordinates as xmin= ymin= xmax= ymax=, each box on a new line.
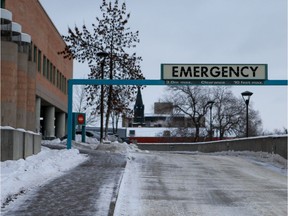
xmin=40 ymin=0 xmax=287 ymax=132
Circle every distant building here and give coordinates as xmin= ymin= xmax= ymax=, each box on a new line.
xmin=144 ymin=113 xmax=205 ymax=128
xmin=1 ymin=0 xmax=73 ymax=138
xmin=154 ymin=102 xmax=173 ymax=114
xmin=123 ymin=98 xmax=205 ymax=128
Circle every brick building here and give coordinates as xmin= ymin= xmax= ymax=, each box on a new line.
xmin=1 ymin=0 xmax=73 ymax=138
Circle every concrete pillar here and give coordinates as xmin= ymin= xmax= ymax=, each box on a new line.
xmin=16 ymin=52 xmax=28 ymax=129
xmin=26 ymin=61 xmax=36 ymax=131
xmin=43 ymin=106 xmax=55 ymax=138
xmin=65 ymin=116 xmax=68 ymax=134
xmin=35 ymin=97 xmax=41 ymax=133
xmin=55 ymin=112 xmax=66 ymax=138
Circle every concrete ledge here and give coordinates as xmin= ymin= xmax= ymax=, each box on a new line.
xmin=33 ymin=134 xmax=42 ymax=154
xmin=1 ymin=129 xmax=24 ymax=161
xmin=1 ymin=128 xmax=42 ymax=161
xmin=24 ymin=132 xmax=33 ymax=159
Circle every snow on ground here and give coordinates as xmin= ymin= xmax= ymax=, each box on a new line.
xmin=176 ymin=150 xmax=287 ymax=175
xmin=0 ymin=146 xmax=88 ymax=207
xmin=209 ymin=150 xmax=287 ymax=175
xmin=114 ymin=151 xmax=287 ymax=216
xmin=0 ymin=136 xmax=141 ymax=208
xmin=1 ymin=135 xmax=287 ymax=213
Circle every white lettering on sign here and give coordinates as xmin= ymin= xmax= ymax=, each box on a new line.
xmin=162 ymin=64 xmax=267 ymax=80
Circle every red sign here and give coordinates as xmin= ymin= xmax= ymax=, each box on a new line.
xmin=77 ymin=114 xmax=85 ymax=125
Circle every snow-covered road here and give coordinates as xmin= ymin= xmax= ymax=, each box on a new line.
xmin=114 ymin=152 xmax=287 ymax=216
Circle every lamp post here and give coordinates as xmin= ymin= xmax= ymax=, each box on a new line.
xmin=241 ymin=91 xmax=253 ymax=137
xmin=97 ymin=51 xmax=109 ymax=143
xmin=207 ymin=101 xmax=215 ymax=141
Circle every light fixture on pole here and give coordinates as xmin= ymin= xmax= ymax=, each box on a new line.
xmin=241 ymin=91 xmax=253 ymax=137
xmin=97 ymin=51 xmax=109 ymax=143
xmin=207 ymin=101 xmax=215 ymax=140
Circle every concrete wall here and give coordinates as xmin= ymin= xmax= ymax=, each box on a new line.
xmin=137 ymin=136 xmax=288 ymax=159
xmin=1 ymin=128 xmax=42 ymax=161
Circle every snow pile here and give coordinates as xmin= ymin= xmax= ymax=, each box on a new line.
xmin=0 ymin=136 xmax=144 ymax=209
xmin=41 ymin=136 xmax=143 ymax=154
xmin=1 ymin=147 xmax=88 ymax=207
xmin=42 ymin=135 xmax=100 ymax=150
xmin=74 ymin=135 xmax=100 ymax=144
xmin=96 ymin=142 xmax=145 ymax=154
xmin=41 ymin=138 xmax=64 ymax=148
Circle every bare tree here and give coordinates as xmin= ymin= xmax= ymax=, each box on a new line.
xmin=212 ymin=86 xmax=243 ymax=139
xmin=59 ymin=0 xmax=144 ymax=137
xmin=110 ymin=85 xmax=134 ymax=133
xmin=166 ymin=86 xmax=212 ymax=141
xmin=73 ymin=85 xmax=97 ymax=126
xmin=262 ymin=127 xmax=287 ymax=135
xmin=234 ymin=103 xmax=263 ymax=137
xmin=162 ymin=86 xmax=263 ymax=140
xmin=211 ymin=86 xmax=263 ymax=138
xmin=272 ymin=127 xmax=288 ymax=135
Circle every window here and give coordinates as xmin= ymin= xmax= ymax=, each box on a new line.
xmin=1 ymin=0 xmax=6 ymax=8
xmin=59 ymin=71 xmax=62 ymax=90
xmin=56 ymin=70 xmax=59 ymax=88
xmin=37 ymin=50 xmax=41 ymax=73
xmin=33 ymin=45 xmax=37 ymax=63
xmin=61 ymin=75 xmax=64 ymax=92
xmin=46 ymin=59 xmax=49 ymax=79
xmin=53 ymin=66 xmax=56 ymax=85
xmin=43 ymin=56 xmax=46 ymax=77
xmin=49 ymin=62 xmax=53 ymax=82
xmin=64 ymin=77 xmax=67 ymax=94
xmin=28 ymin=44 xmax=32 ymax=61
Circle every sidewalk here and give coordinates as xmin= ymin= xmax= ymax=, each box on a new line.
xmin=2 ymin=150 xmax=127 ymax=216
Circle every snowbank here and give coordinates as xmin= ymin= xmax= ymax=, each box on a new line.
xmin=96 ymin=142 xmax=146 ymax=154
xmin=42 ymin=135 xmax=100 ymax=150
xmin=0 ymin=135 xmax=145 ymax=208
xmin=1 ymin=146 xmax=88 ymax=207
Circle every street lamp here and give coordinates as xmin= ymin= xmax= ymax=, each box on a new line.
xmin=241 ymin=91 xmax=253 ymax=137
xmin=207 ymin=101 xmax=215 ymax=141
xmin=97 ymin=51 xmax=109 ymax=143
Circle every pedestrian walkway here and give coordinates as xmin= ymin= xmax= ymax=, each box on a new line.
xmin=2 ymin=150 xmax=127 ymax=216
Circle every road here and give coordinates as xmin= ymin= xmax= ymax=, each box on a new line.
xmin=114 ymin=152 xmax=287 ymax=216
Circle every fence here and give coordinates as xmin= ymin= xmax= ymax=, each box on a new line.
xmin=136 ymin=135 xmax=288 ymax=159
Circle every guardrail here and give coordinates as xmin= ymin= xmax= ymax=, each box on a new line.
xmin=136 ymin=135 xmax=288 ymax=159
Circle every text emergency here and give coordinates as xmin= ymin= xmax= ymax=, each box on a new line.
xmin=161 ymin=64 xmax=267 ymax=80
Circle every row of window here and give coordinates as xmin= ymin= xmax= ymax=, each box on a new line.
xmin=32 ymin=43 xmax=67 ymax=94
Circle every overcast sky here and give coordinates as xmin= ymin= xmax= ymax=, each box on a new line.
xmin=40 ymin=0 xmax=287 ymax=132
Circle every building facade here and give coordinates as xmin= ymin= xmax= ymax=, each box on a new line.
xmin=1 ymin=0 xmax=73 ymax=138
xmin=123 ymin=99 xmax=206 ymax=128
